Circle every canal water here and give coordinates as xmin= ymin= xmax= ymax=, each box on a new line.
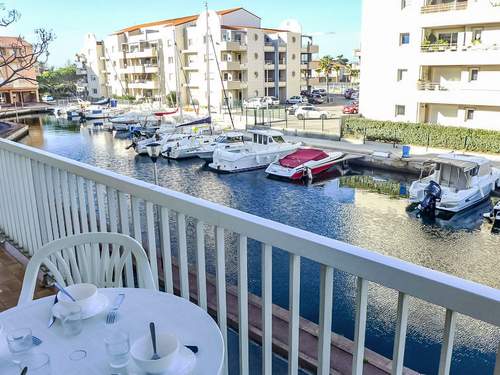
xmin=19 ymin=115 xmax=500 ymax=374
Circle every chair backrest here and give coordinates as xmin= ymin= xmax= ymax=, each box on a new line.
xmin=18 ymin=232 xmax=156 ymax=306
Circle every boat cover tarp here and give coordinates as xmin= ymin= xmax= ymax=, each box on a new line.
xmin=93 ymin=98 xmax=110 ymax=105
xmin=154 ymin=109 xmax=178 ymax=116
xmin=279 ymin=148 xmax=329 ymax=168
xmin=176 ymin=116 xmax=211 ymax=127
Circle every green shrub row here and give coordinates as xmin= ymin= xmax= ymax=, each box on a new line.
xmin=342 ymin=118 xmax=500 ymax=154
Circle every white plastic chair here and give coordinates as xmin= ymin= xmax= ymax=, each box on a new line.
xmin=18 ymin=232 xmax=156 ymax=305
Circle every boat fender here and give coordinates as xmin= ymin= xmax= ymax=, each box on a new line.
xmin=306 ymin=167 xmax=313 ymax=181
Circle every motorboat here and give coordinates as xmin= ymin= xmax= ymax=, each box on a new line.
xmin=83 ymin=107 xmax=124 ymax=120
xmin=209 ymin=130 xmax=300 ymax=173
xmin=110 ymin=112 xmax=161 ymax=131
xmin=265 ymin=148 xmax=345 ymax=181
xmin=483 ymin=201 xmax=500 ymax=233
xmin=409 ymin=154 xmax=500 ymax=216
xmin=162 ymin=134 xmax=217 ymax=159
xmin=186 ymin=132 xmax=247 ymax=162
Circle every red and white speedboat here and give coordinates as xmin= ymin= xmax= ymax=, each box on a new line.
xmin=265 ymin=148 xmax=345 ymax=181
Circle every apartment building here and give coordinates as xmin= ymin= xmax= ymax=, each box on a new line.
xmin=75 ymin=34 xmax=109 ymax=99
xmin=360 ymin=0 xmax=500 ymax=130
xmin=0 ymin=36 xmax=39 ymax=104
xmin=80 ymin=7 xmax=318 ymax=108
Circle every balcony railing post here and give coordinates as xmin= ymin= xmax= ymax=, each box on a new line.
xmin=392 ymin=292 xmax=409 ymax=375
xmin=262 ymin=243 xmax=273 ymax=375
xmin=238 ymin=235 xmax=249 ymax=375
xmin=318 ymin=264 xmax=334 ymax=375
xmin=353 ymin=277 xmax=369 ymax=375
xmin=215 ymin=226 xmax=228 ymax=374
xmin=438 ymin=309 xmax=457 ymax=375
xmin=288 ymin=254 xmax=301 ymax=375
xmin=177 ymin=212 xmax=189 ymax=298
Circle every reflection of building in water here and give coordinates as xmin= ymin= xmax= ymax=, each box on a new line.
xmin=19 ymin=116 xmax=44 ymax=148
xmin=322 ymin=178 xmax=355 ymax=203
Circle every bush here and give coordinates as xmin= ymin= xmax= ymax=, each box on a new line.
xmin=343 ymin=118 xmax=500 ymax=154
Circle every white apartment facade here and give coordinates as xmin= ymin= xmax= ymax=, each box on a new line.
xmin=360 ymin=0 xmax=500 ymax=130
xmin=80 ymin=7 xmax=318 ymax=108
xmin=75 ymin=34 xmax=109 ymax=99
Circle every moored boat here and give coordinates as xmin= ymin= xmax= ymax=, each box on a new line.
xmin=409 ymin=154 xmax=500 ymax=216
xmin=265 ymin=148 xmax=345 ymax=181
xmin=185 ymin=132 xmax=247 ymax=162
xmin=209 ymin=130 xmax=300 ymax=173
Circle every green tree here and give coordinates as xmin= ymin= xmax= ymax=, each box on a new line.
xmin=318 ymin=55 xmax=335 ymax=102
xmin=37 ymin=65 xmax=79 ymax=97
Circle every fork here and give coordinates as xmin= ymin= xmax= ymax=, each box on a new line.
xmin=105 ymin=293 xmax=125 ymax=325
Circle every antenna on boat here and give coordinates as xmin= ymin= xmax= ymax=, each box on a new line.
xmin=205 ymin=1 xmax=212 ymax=131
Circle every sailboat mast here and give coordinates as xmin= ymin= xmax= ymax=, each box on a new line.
xmin=205 ymin=1 xmax=211 ymax=122
xmin=173 ymin=30 xmax=183 ymax=121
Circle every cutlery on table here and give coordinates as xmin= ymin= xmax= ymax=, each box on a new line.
xmin=53 ymin=281 xmax=76 ymax=302
xmin=20 ymin=366 xmax=28 ymax=375
xmin=105 ymin=293 xmax=125 ymax=325
xmin=149 ymin=322 xmax=160 ymax=360
xmin=47 ymin=295 xmax=59 ymax=328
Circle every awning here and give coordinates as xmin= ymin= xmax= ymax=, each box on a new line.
xmin=424 ymin=157 xmax=478 ymax=172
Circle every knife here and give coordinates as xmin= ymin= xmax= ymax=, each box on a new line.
xmin=47 ymin=295 xmax=58 ymax=328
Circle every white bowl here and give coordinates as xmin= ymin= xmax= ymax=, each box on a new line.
xmin=57 ymin=283 xmax=98 ymax=314
xmin=131 ymin=332 xmax=180 ymax=374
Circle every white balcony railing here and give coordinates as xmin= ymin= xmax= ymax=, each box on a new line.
xmin=0 ymin=139 xmax=499 ymax=375
xmin=421 ymin=0 xmax=468 ymax=13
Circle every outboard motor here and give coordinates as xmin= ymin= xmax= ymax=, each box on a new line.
xmin=418 ymin=180 xmax=442 ymax=217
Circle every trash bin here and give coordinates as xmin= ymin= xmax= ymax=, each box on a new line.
xmin=402 ymin=145 xmax=411 ymax=158
xmin=110 ymin=99 xmax=118 ymax=108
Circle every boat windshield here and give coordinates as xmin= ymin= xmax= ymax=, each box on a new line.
xmin=272 ymin=136 xmax=285 ymax=143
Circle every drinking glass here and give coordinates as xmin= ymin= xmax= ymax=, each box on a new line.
xmin=18 ymin=353 xmax=51 ymax=375
xmin=104 ymin=330 xmax=130 ymax=368
xmin=0 ymin=360 xmax=21 ymax=375
xmin=6 ymin=328 xmax=32 ymax=354
xmin=60 ymin=304 xmax=83 ymax=336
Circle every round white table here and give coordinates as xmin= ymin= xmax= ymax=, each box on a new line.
xmin=0 ymin=288 xmax=224 ymax=374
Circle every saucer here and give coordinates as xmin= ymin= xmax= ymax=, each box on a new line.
xmin=162 ymin=345 xmax=196 ymax=375
xmin=53 ymin=293 xmax=109 ymax=320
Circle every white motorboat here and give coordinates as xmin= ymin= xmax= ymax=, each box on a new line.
xmin=133 ymin=132 xmax=187 ymax=155
xmin=409 ymin=154 xmax=500 ymax=215
xmin=183 ymin=132 xmax=247 ymax=162
xmin=110 ymin=112 xmax=161 ymax=131
xmin=209 ymin=130 xmax=300 ymax=173
xmin=265 ymin=148 xmax=345 ymax=181
xmin=162 ymin=134 xmax=217 ymax=159
xmin=84 ymin=107 xmax=124 ymax=120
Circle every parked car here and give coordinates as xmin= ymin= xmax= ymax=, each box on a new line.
xmin=307 ymin=94 xmax=324 ymax=105
xmin=287 ymin=102 xmax=309 ymax=115
xmin=300 ymin=90 xmax=310 ymax=97
xmin=351 ymin=91 xmax=359 ymax=100
xmin=286 ymin=96 xmax=306 ymax=105
xmin=344 ymin=88 xmax=354 ymax=99
xmin=343 ymin=102 xmax=359 ymax=114
xmin=41 ymin=95 xmax=54 ymax=102
xmin=312 ymin=89 xmax=327 ymax=97
xmin=295 ymin=106 xmax=329 ymax=120
xmin=243 ymin=97 xmax=265 ymax=109
xmin=262 ymin=96 xmax=280 ymax=106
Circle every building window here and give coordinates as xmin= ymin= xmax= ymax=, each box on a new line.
xmin=292 ymin=36 xmax=296 ymax=43
xmin=254 ymin=52 xmax=258 ymax=60
xmin=400 ymin=33 xmax=410 ymax=45
xmin=167 ymin=40 xmax=172 ymax=47
xmin=395 ymin=105 xmax=406 ymax=116
xmin=254 ymin=34 xmax=258 ymax=41
xmin=93 ymin=89 xmax=97 ymax=94
xmin=469 ymin=68 xmax=479 ymax=81
xmin=465 ymin=109 xmax=474 ymax=121
xmin=168 ymin=56 xmax=174 ymax=64
xmin=254 ymin=71 xmax=258 ymax=78
xmin=291 ymin=54 xmax=296 ymax=60
xmin=472 ymin=29 xmax=482 ymax=43
xmin=188 ymin=39 xmax=193 ymax=46
xmin=223 ymin=72 xmax=229 ymax=81
xmin=292 ymin=71 xmax=296 ymax=77
xmin=397 ymin=69 xmax=407 ymax=81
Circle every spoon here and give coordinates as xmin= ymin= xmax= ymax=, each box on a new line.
xmin=54 ymin=281 xmax=76 ymax=302
xmin=149 ymin=322 xmax=160 ymax=360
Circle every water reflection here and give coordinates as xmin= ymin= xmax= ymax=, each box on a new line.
xmin=20 ymin=115 xmax=500 ymax=375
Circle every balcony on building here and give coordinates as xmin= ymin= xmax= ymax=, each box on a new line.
xmin=127 ymin=80 xmax=159 ymax=89
xmin=301 ymin=44 xmax=319 ymax=54
xmin=421 ymin=0 xmax=468 ymax=14
xmin=220 ymin=30 xmax=246 ymax=51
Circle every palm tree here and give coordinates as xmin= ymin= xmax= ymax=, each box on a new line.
xmin=318 ymin=55 xmax=335 ymax=103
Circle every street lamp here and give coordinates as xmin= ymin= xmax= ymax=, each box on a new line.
xmin=146 ymin=142 xmax=162 ymax=185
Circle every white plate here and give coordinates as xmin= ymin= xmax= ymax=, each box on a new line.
xmin=52 ymin=293 xmax=109 ymax=320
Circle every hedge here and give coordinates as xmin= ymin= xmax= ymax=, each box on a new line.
xmin=342 ymin=118 xmax=500 ymax=154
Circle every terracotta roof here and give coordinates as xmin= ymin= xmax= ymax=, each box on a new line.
xmin=0 ymin=36 xmax=31 ymax=48
xmin=115 ymin=7 xmax=251 ymax=34
xmin=221 ymin=25 xmax=289 ymax=33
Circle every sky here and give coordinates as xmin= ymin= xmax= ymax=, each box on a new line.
xmin=7 ymin=0 xmax=361 ymax=67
